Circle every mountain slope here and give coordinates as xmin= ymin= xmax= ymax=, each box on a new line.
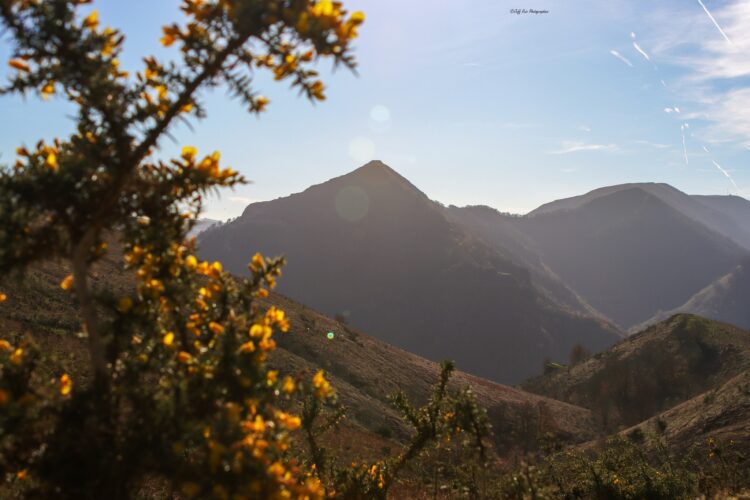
xmin=516 ymin=187 xmax=746 ymax=328
xmin=521 ymin=314 xmax=750 ymax=430
xmin=530 ymin=183 xmax=750 ymax=251
xmin=198 ymin=161 xmax=621 ymax=384
xmin=635 ymin=259 xmax=750 ymax=331
xmin=444 ymin=205 xmax=606 ymax=318
xmin=693 ymin=194 xmax=750 ymax=249
xmin=624 ymin=369 xmax=750 ymax=451
xmin=0 ymin=251 xmax=598 ymax=458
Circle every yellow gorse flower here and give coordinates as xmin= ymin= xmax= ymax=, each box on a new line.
xmin=83 ymin=10 xmax=99 ymax=29
xmin=312 ymin=370 xmax=333 ymax=398
xmin=60 ymin=274 xmax=73 ymax=290
xmin=60 ymin=373 xmax=73 ymax=396
xmin=163 ymin=332 xmax=175 ymax=346
xmin=45 ymin=152 xmax=58 ymax=171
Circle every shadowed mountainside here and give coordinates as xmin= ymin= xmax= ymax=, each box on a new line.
xmin=198 ymin=161 xmax=621 ymax=383
xmin=635 ymin=259 xmax=750 ymax=332
xmin=515 ymin=187 xmax=746 ymax=328
xmin=530 ymin=183 xmax=750 ymax=251
xmin=521 ymin=314 xmax=750 ymax=431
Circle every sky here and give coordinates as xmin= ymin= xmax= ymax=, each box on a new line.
xmin=1 ymin=0 xmax=749 ymax=219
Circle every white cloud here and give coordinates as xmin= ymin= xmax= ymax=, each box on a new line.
xmin=647 ymin=1 xmax=750 ymax=147
xmin=635 ymin=140 xmax=671 ymax=149
xmin=609 ymin=50 xmax=633 ymax=67
xmin=549 ymin=141 xmax=619 ymax=155
xmin=228 ymin=196 xmax=258 ymax=205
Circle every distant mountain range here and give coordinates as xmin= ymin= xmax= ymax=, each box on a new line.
xmin=198 ymin=161 xmax=750 ymax=382
xmin=198 ymin=162 xmax=621 ymax=384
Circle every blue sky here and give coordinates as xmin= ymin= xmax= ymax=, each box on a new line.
xmin=2 ymin=0 xmax=749 ymax=219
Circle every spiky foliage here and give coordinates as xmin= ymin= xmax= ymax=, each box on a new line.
xmin=0 ymin=0 xmax=364 ymax=497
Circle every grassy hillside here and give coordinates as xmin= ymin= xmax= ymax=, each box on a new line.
xmin=521 ymin=314 xmax=750 ymax=431
xmin=0 ymin=250 xmax=597 ymax=463
xmin=623 ymin=368 xmax=750 ymax=451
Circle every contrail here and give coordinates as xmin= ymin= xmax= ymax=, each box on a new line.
xmin=610 ymin=50 xmax=633 ymax=67
xmin=681 ymin=125 xmax=689 ymax=165
xmin=697 ymin=0 xmax=734 ymax=46
xmin=630 ymin=31 xmax=651 ymax=61
xmin=712 ymin=160 xmax=741 ymax=191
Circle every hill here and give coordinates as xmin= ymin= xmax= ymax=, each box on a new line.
xmin=0 ymin=250 xmax=598 ymax=461
xmin=635 ymin=260 xmax=750 ymax=332
xmin=623 ymin=369 xmax=750 ymax=452
xmin=198 ymin=161 xmax=621 ymax=383
xmin=520 ymin=314 xmax=750 ymax=430
xmin=516 ymin=187 xmax=746 ymax=328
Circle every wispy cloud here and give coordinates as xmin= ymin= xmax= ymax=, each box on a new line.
xmin=609 ymin=50 xmax=633 ymax=67
xmin=228 ymin=196 xmax=258 ymax=205
xmin=549 ymin=141 xmax=618 ymax=155
xmin=635 ymin=140 xmax=671 ymax=149
xmin=648 ymin=1 xmax=750 ymax=147
xmin=630 ymin=32 xmax=651 ymax=61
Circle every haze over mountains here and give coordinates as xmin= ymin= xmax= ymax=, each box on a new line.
xmin=198 ymin=161 xmax=750 ymax=382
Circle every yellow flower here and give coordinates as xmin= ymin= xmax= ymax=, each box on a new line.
xmin=10 ymin=348 xmax=24 ymax=366
xmin=41 ymin=82 xmax=55 ymax=100
xmin=60 ymin=274 xmax=73 ymax=290
xmin=249 ymin=324 xmax=272 ymax=339
xmin=310 ymin=81 xmax=325 ymax=100
xmin=250 ymin=252 xmax=265 ymax=271
xmin=83 ymin=10 xmax=99 ymax=29
xmin=163 ymin=332 xmax=175 ymax=346
xmin=177 ymin=351 xmax=192 ymax=363
xmin=46 ymin=152 xmax=59 ymax=171
xmin=0 ymin=340 xmax=12 ymax=351
xmin=8 ymin=59 xmax=29 ymax=72
xmin=160 ymin=25 xmax=180 ymax=47
xmin=267 ymin=370 xmax=278 ymax=384
xmin=60 ymin=373 xmax=73 ymax=396
xmin=117 ymin=296 xmax=133 ymax=313
xmin=277 ymin=412 xmax=301 ymax=430
xmin=208 ymin=322 xmax=224 ymax=335
xmin=238 ymin=341 xmax=255 ymax=353
xmin=350 ymin=11 xmax=365 ymax=24
xmin=0 ymin=292 xmax=6 ymax=302
xmin=312 ymin=370 xmax=333 ymax=398
xmin=254 ymin=95 xmax=269 ymax=111
xmin=282 ymin=376 xmax=296 ymax=394
xmin=181 ymin=102 xmax=193 ymax=113
xmin=267 ymin=461 xmax=285 ymax=477
xmin=185 ymin=255 xmax=198 ymax=270
xmin=16 ymin=469 xmax=28 ymax=481
xmin=181 ymin=146 xmax=197 ymax=162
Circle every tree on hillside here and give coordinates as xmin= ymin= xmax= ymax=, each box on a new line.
xmin=0 ymin=1 xmax=488 ymax=497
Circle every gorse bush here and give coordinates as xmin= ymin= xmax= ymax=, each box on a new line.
xmin=0 ymin=1 xmax=491 ymax=498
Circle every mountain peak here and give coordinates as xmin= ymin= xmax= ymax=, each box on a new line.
xmin=328 ymin=160 xmax=430 ymax=201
